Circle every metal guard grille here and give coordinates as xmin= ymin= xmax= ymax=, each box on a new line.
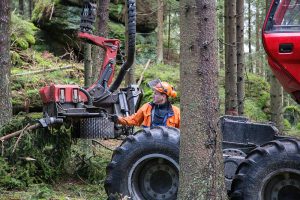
xmin=76 ymin=117 xmax=114 ymax=139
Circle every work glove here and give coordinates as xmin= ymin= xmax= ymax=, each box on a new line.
xmin=110 ymin=114 xmax=119 ymax=123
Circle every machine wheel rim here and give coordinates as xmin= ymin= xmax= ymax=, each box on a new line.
xmin=261 ymin=168 xmax=300 ymax=200
xmin=128 ymin=154 xmax=179 ymax=200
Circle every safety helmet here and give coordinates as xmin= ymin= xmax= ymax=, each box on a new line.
xmin=153 ymin=81 xmax=177 ymax=98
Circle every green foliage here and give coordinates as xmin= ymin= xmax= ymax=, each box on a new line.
xmin=244 ymin=99 xmax=268 ymax=121
xmin=109 ymin=2 xmax=124 ymax=18
xmin=32 ymin=0 xmax=59 ymax=22
xmin=15 ymin=38 xmax=30 ymax=50
xmin=245 ymin=73 xmax=270 ymax=99
xmin=135 ymin=63 xmax=180 ymax=105
xmin=284 ymin=105 xmax=300 ymax=126
xmin=108 ymin=21 xmax=125 ymax=44
xmin=243 ymin=73 xmax=271 ymax=121
xmin=74 ymin=154 xmax=109 ymax=184
xmin=219 ymin=69 xmax=271 ymax=121
xmin=30 ymin=184 xmax=54 ymax=200
xmin=296 ymin=122 xmax=300 ymax=130
xmin=11 ymin=13 xmax=38 ymax=50
xmin=0 ymin=113 xmax=112 ymax=197
xmin=33 ymin=51 xmax=54 ymax=67
xmin=284 ymin=119 xmax=292 ymax=130
xmin=135 ymin=33 xmax=158 ymax=64
xmin=24 ymin=34 xmax=36 ymax=46
xmin=11 ymin=50 xmax=22 ymax=66
xmin=0 ymin=115 xmax=72 ymax=189
xmin=0 ymin=157 xmax=25 ymax=189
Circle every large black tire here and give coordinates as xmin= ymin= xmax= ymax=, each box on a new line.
xmin=105 ymin=126 xmax=180 ymax=200
xmin=230 ymin=138 xmax=300 ymax=200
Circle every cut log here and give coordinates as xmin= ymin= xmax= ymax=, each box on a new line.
xmin=12 ymin=65 xmax=77 ymax=76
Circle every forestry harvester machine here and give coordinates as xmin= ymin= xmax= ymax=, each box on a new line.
xmin=38 ymin=0 xmax=142 ymax=138
xmin=35 ymin=0 xmax=300 ymax=199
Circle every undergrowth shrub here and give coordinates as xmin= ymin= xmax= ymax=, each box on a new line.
xmin=284 ymin=105 xmax=300 ymax=126
xmin=283 ymin=118 xmax=292 ymax=130
xmin=0 ymin=114 xmax=72 ymax=188
xmin=11 ymin=13 xmax=38 ymax=50
xmin=73 ymin=154 xmax=109 ymax=184
xmin=0 ymin=114 xmax=112 ymax=189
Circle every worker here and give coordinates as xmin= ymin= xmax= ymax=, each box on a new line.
xmin=111 ymin=80 xmax=180 ymax=128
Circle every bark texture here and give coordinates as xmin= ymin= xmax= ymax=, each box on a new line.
xmin=92 ymin=0 xmax=109 ymax=83
xmin=236 ymin=0 xmax=245 ymax=115
xmin=156 ymin=0 xmax=164 ymax=63
xmin=218 ymin=2 xmax=224 ymax=69
xmin=248 ymin=0 xmax=253 ymax=73
xmin=270 ymin=74 xmax=284 ymax=133
xmin=19 ymin=0 xmax=24 ymax=16
xmin=84 ymin=44 xmax=92 ymax=87
xmin=0 ymin=0 xmax=12 ymax=127
xmin=178 ymin=0 xmax=226 ymax=199
xmin=29 ymin=0 xmax=33 ymax=19
xmin=255 ymin=0 xmax=263 ymax=75
xmin=225 ymin=0 xmax=238 ymax=115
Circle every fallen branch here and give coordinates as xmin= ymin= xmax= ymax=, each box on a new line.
xmin=0 ymin=123 xmax=40 ymax=142
xmin=49 ymin=3 xmax=55 ymax=20
xmin=91 ymin=139 xmax=114 ymax=151
xmin=13 ymin=124 xmax=30 ymax=153
xmin=137 ymin=59 xmax=151 ymax=87
xmin=19 ymin=157 xmax=36 ymax=161
xmin=12 ymin=65 xmax=77 ymax=77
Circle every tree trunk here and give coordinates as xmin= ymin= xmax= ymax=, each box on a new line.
xmin=0 ymin=0 xmax=12 ymax=127
xmin=19 ymin=0 xmax=24 ymax=17
xmin=224 ymin=0 xmax=229 ymax=71
xmin=266 ymin=0 xmax=284 ymax=133
xmin=255 ymin=0 xmax=263 ymax=76
xmin=248 ymin=0 xmax=253 ymax=73
xmin=218 ymin=1 xmax=224 ymax=69
xmin=84 ymin=44 xmax=92 ymax=87
xmin=125 ymin=0 xmax=136 ymax=86
xmin=225 ymin=0 xmax=238 ymax=115
xmin=236 ymin=0 xmax=245 ymax=115
xmin=29 ymin=0 xmax=33 ymax=19
xmin=156 ymin=0 xmax=164 ymax=63
xmin=178 ymin=0 xmax=226 ymax=199
xmin=92 ymin=0 xmax=109 ymax=83
xmin=270 ymin=74 xmax=284 ymax=133
xmin=167 ymin=2 xmax=171 ymax=61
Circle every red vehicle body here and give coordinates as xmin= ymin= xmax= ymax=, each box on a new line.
xmin=39 ymin=33 xmax=120 ymax=106
xmin=262 ymin=0 xmax=300 ymax=102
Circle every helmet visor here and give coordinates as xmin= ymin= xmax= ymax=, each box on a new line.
xmin=148 ymin=79 xmax=162 ymax=88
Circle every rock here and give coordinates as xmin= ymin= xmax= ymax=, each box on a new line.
xmin=109 ymin=0 xmax=157 ymax=33
xmin=61 ymin=0 xmax=157 ymax=32
xmin=33 ymin=0 xmax=157 ymax=56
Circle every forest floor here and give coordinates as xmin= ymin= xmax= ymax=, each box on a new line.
xmin=0 ymin=139 xmax=122 ymax=200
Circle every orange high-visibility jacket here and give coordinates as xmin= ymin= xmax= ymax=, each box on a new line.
xmin=118 ymin=103 xmax=180 ymax=128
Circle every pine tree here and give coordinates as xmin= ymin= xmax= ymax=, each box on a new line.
xmin=179 ymin=0 xmax=226 ymax=198
xmin=236 ymin=0 xmax=245 ymax=115
xmin=225 ymin=0 xmax=238 ymax=115
xmin=0 ymin=0 xmax=12 ymax=126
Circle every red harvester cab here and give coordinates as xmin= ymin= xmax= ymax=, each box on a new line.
xmin=262 ymin=0 xmax=300 ymax=102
